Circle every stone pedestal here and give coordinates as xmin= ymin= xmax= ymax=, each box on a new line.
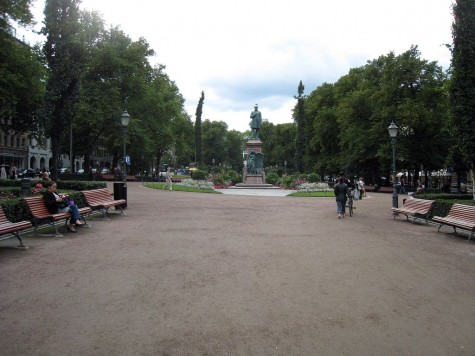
xmin=235 ymin=139 xmax=274 ymax=188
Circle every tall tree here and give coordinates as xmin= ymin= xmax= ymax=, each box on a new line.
xmin=449 ymin=0 xmax=475 ymax=174
xmin=194 ymin=91 xmax=204 ymax=164
xmin=0 ymin=0 xmax=34 ymax=29
xmin=294 ymin=80 xmax=305 ymax=172
xmin=41 ymin=0 xmax=86 ymax=179
xmin=75 ymin=26 xmax=154 ymax=173
xmin=201 ymin=120 xmax=228 ymax=166
xmin=0 ymin=0 xmax=45 ymax=134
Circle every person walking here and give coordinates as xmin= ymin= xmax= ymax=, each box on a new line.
xmin=0 ymin=166 xmax=6 ymax=180
xmin=400 ymin=175 xmax=407 ymax=194
xmin=334 ymin=177 xmax=348 ymax=219
xmin=163 ymin=167 xmax=173 ymax=191
xmin=358 ymin=177 xmax=365 ymax=199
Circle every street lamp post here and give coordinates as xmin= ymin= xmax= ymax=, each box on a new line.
xmin=120 ymin=110 xmax=131 ymax=181
xmin=284 ymin=160 xmax=287 ymax=174
xmin=388 ymin=121 xmax=399 ymax=208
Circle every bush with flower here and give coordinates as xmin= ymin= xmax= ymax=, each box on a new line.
xmin=177 ymin=178 xmax=214 ymax=190
xmin=32 ymin=183 xmax=45 ymax=195
xmin=296 ymin=181 xmax=332 ymax=192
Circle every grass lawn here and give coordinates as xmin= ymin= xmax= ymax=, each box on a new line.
xmin=288 ymin=191 xmax=334 ymax=197
xmin=144 ymin=183 xmax=221 ymax=194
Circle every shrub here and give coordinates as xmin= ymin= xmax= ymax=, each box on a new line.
xmin=416 ymin=193 xmax=472 ymax=201
xmin=266 ymin=172 xmax=279 ymax=185
xmin=278 ymin=174 xmax=296 ymax=188
xmin=192 ymin=169 xmax=207 ymax=181
xmin=307 ymin=173 xmax=320 ymax=183
xmin=224 ymin=169 xmax=241 ymax=185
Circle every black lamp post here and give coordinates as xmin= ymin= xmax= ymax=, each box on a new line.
xmin=120 ymin=110 xmax=131 ymax=181
xmin=388 ymin=121 xmax=399 ymax=208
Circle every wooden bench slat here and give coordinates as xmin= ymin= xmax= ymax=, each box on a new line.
xmin=432 ymin=203 xmax=475 ymax=241
xmin=81 ymin=188 xmax=126 ymax=218
xmin=0 ymin=206 xmax=31 ymax=247
xmin=391 ymin=198 xmax=434 ymax=223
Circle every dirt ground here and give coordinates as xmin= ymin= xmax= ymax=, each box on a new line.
xmin=1 ymin=183 xmax=474 ymax=355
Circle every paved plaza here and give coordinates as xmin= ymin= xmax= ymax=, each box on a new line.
xmin=1 ymin=182 xmax=474 ymax=355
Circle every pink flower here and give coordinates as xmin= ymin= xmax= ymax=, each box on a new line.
xmin=36 ymin=183 xmax=43 ymax=189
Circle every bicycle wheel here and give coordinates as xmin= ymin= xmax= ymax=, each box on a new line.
xmin=349 ymin=198 xmax=353 ymax=216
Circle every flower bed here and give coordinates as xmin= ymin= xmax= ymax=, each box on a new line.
xmin=177 ymin=179 xmax=214 ymax=190
xmin=296 ymin=182 xmax=332 ymax=192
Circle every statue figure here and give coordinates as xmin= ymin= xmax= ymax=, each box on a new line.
xmin=247 ymin=151 xmax=257 ymax=174
xmin=249 ymin=104 xmax=262 ymax=139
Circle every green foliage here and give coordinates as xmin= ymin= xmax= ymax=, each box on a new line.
xmin=304 ymin=46 xmax=450 ymax=182
xmin=415 ymin=193 xmax=473 ymax=201
xmin=307 ymin=173 xmax=320 ymax=183
xmin=0 ymin=32 xmax=46 ymax=134
xmin=278 ymin=174 xmax=297 ymax=188
xmin=192 ymin=170 xmax=207 ymax=181
xmin=195 ymin=91 xmax=204 ymax=163
xmin=0 ymin=199 xmax=30 ymax=223
xmin=260 ymin=122 xmax=296 ymax=169
xmin=294 ymin=80 xmax=306 ymax=173
xmin=56 ymin=180 xmax=106 ymax=191
xmin=223 ymin=169 xmax=241 ymax=185
xmin=266 ymin=172 xmax=279 ymax=185
xmin=0 ymin=0 xmax=34 ymax=29
xmin=0 ymin=187 xmax=21 ymax=199
xmin=449 ymin=0 xmax=475 ymax=172
xmin=42 ymin=0 xmax=88 ymax=180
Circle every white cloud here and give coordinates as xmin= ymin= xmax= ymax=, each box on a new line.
xmin=19 ymin=0 xmax=454 ymax=132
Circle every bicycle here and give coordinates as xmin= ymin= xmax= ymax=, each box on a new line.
xmin=347 ymin=188 xmax=355 ymax=217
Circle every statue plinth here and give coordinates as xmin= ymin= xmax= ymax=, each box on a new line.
xmin=237 ymin=138 xmax=274 ymax=188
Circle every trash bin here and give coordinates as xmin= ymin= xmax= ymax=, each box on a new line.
xmin=21 ymin=178 xmax=31 ymax=196
xmin=113 ymin=182 xmax=127 ymax=209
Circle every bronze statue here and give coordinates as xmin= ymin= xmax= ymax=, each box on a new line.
xmin=249 ymin=104 xmax=262 ymax=139
xmin=247 ymin=152 xmax=257 ymax=174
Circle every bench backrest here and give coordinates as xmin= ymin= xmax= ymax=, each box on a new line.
xmin=82 ymin=188 xmax=114 ymax=205
xmin=0 ymin=205 xmax=10 ymax=225
xmin=447 ymin=204 xmax=475 ymax=222
xmin=402 ymin=198 xmax=434 ymax=212
xmin=23 ymin=196 xmax=52 ymax=219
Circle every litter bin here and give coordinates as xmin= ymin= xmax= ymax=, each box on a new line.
xmin=21 ymin=178 xmax=31 ymax=196
xmin=113 ymin=182 xmax=127 ymax=209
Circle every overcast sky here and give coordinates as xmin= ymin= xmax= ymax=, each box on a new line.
xmin=20 ymin=0 xmax=454 ymax=132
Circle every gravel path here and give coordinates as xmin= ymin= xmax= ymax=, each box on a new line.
xmin=1 ymin=183 xmax=474 ymax=355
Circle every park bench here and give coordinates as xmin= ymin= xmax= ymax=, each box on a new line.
xmin=0 ymin=205 xmax=31 ymax=248
xmin=391 ymin=197 xmax=434 ymax=224
xmin=432 ymin=203 xmax=475 ymax=241
xmin=23 ymin=196 xmax=92 ymax=236
xmin=81 ymin=188 xmax=126 ymax=219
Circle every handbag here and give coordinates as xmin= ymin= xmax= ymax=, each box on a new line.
xmin=57 ymin=197 xmax=70 ymax=208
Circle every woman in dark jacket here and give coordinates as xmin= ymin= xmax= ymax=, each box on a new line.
xmin=334 ymin=177 xmax=348 ymax=219
xmin=43 ymin=181 xmax=82 ymax=232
